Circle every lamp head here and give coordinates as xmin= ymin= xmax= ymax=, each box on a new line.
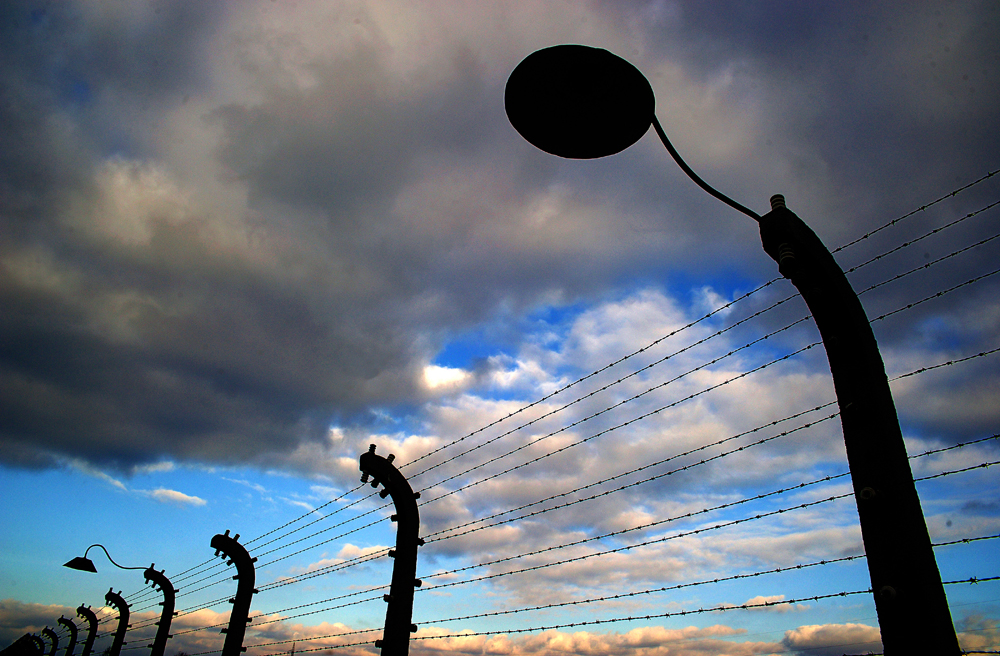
xmin=505 ymin=44 xmax=654 ymax=159
xmin=63 ymin=556 xmax=98 ymax=573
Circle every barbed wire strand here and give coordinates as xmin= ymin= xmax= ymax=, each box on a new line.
xmin=412 ymin=460 xmax=997 ymax=594
xmin=859 ymin=231 xmax=1000 ymax=297
xmin=103 ymin=176 xmax=1000 ymax=626
xmin=113 ymin=171 xmax=997 ymax=608
xmin=844 ymin=199 xmax=1000 ymax=274
xmin=122 ymin=432 xmax=1000 ymax=642
xmin=127 ymin=187 xmax=1000 ymax=604
xmin=833 ymin=169 xmax=998 ymax=254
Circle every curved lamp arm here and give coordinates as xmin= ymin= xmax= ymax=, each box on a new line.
xmin=64 ymin=544 xmax=146 ymax=573
xmin=650 ymin=116 xmax=760 ymax=222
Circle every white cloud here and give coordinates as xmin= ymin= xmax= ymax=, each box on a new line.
xmin=781 ymin=622 xmax=882 ymax=655
xmin=225 ymin=477 xmax=269 ymax=494
xmin=423 ymin=365 xmax=473 ymax=391
xmin=66 ymin=459 xmax=128 ymax=492
xmin=410 ymin=624 xmax=770 ymax=656
xmin=142 ymin=488 xmax=207 ymax=507
xmin=291 ymin=543 xmax=390 ymax=575
xmin=130 ymin=461 xmax=176 ymax=476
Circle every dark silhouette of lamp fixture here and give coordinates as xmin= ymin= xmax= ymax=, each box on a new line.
xmin=504 ymin=44 xmax=760 ymax=221
xmin=64 ymin=545 xmax=145 ymax=573
xmin=505 ymin=44 xmax=961 ymax=656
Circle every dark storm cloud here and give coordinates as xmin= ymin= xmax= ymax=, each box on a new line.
xmin=0 ymin=1 xmax=633 ymax=470
xmin=1 ymin=0 xmax=997 ymax=473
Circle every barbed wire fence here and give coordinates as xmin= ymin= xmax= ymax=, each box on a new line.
xmin=64 ymin=170 xmax=1000 ymax=656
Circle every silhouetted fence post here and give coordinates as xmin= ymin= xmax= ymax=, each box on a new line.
xmin=360 ymin=445 xmax=423 ymax=656
xmin=103 ymin=590 xmax=129 ymax=656
xmin=56 ymin=617 xmax=77 ymax=656
xmin=74 ymin=607 xmax=97 ymax=656
xmin=142 ymin=566 xmax=176 ymax=656
xmin=759 ymin=196 xmax=960 ymax=655
xmin=503 ymin=43 xmax=962 ymax=655
xmin=40 ymin=629 xmax=56 ymax=656
xmin=211 ymin=530 xmax=257 ymax=656
xmin=0 ymin=633 xmax=45 ymax=656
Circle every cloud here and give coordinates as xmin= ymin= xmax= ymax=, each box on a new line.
xmin=956 ymin=614 xmax=1000 ymax=654
xmin=129 ymin=461 xmax=176 ymax=476
xmin=1 ymin=0 xmax=997 ymax=478
xmin=291 ymin=543 xmax=390 ymax=575
xmin=780 ymin=622 xmax=882 ymax=656
xmin=141 ymin=488 xmax=207 ymax=507
xmin=409 ymin=624 xmax=771 ymax=656
xmin=423 ymin=365 xmax=474 ymax=391
xmin=65 ymin=459 xmax=128 ymax=491
xmin=225 ymin=478 xmax=269 ymax=494
xmin=0 ymin=600 xmax=75 ymax=646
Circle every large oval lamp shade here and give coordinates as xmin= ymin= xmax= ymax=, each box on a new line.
xmin=505 ymin=44 xmax=654 ymax=159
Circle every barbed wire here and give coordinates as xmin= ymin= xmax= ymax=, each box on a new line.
xmin=413 ymin=223 xmax=997 ymax=514
xmin=402 ymin=276 xmax=784 ymax=473
xmin=219 ymin=589 xmax=885 ymax=656
xmin=872 ymin=267 xmax=1000 ymax=324
xmin=424 ymin=414 xmax=841 ymax=549
xmin=427 ymin=403 xmax=837 ymax=541
xmin=832 ymin=169 xmax=998 ymax=254
xmin=411 ymin=459 xmax=997 ymax=594
xmin=424 ymin=429 xmax=998 ymax=555
xmin=409 ymin=290 xmax=802 ymax=482
xmin=858 ymin=230 xmax=1000 ymax=297
xmin=129 ymin=224 xmax=1000 ymax=613
xmin=119 ymin=183 xmax=1000 ymax=610
xmin=169 ymin=433 xmax=997 ymax=641
xmin=415 ymin=534 xmax=1000 ymax=627
xmin=845 ymin=199 xmax=999 ymax=274
xmin=893 ymin=346 xmax=1000 ymax=381
xmin=76 ymin=174 xmax=1000 ymax=645
xmin=156 ymin=352 xmax=999 ymax=638
xmin=123 ymin=304 xmax=815 ymax=612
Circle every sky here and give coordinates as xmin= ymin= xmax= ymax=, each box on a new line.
xmin=1 ymin=1 xmax=999 ymax=655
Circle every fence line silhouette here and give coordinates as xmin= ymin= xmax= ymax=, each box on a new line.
xmin=61 ymin=171 xmax=1000 ymax=656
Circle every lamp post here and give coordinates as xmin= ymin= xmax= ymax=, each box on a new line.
xmin=505 ymin=44 xmax=960 ymax=656
xmin=64 ymin=546 xmax=177 ymax=656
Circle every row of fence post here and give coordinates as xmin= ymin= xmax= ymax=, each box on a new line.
xmin=5 ymin=447 xmax=420 ymax=656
